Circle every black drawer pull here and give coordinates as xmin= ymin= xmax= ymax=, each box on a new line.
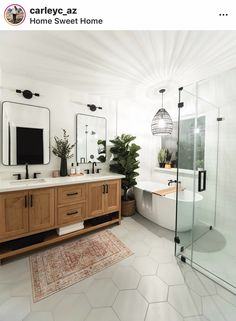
xmin=106 ymin=184 xmax=109 ymax=193
xmin=102 ymin=185 xmax=106 ymax=194
xmin=67 ymin=192 xmax=78 ymax=196
xmin=24 ymin=195 xmax=28 ymax=208
xmin=66 ymin=211 xmax=78 ymax=216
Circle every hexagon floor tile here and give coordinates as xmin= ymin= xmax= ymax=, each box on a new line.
xmin=0 ymin=216 xmax=235 ymax=321
xmin=138 ymin=275 xmax=168 ymax=303
xmin=94 ymin=265 xmax=117 ymax=279
xmin=65 ymin=277 xmax=94 ymax=294
xmin=86 ymin=279 xmax=118 ymax=307
xmin=144 ymin=234 xmax=165 ymax=248
xmin=168 ymin=285 xmax=199 ymax=317
xmin=0 ymin=283 xmax=14 ymax=306
xmin=184 ymin=271 xmax=208 ymax=296
xmin=85 ymin=308 xmax=119 ymax=321
xmin=23 ymin=312 xmax=54 ymax=321
xmin=184 ymin=317 xmax=209 ymax=321
xmin=145 ymin=302 xmax=183 ymax=321
xmin=132 ymin=256 xmax=158 ymax=275
xmin=149 ymin=248 xmax=173 ymax=264
xmin=202 ymin=296 xmax=228 ymax=321
xmin=52 ymin=294 xmax=91 ymax=321
xmin=0 ymin=297 xmax=30 ymax=321
xmin=158 ymin=263 xmax=185 ymax=285
xmin=128 ymin=241 xmax=151 ymax=257
xmin=112 ymin=266 xmax=140 ymax=289
xmin=30 ymin=290 xmax=65 ymax=312
xmin=113 ymin=290 xmax=148 ymax=321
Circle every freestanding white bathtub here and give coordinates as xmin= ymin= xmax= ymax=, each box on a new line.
xmin=134 ymin=181 xmax=203 ymax=232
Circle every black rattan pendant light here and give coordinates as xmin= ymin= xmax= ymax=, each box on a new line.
xmin=151 ymin=89 xmax=173 ymax=135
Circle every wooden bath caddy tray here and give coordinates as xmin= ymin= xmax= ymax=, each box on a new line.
xmin=153 ymin=186 xmax=185 ymax=196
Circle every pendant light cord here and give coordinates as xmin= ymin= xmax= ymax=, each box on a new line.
xmin=159 ymin=88 xmax=165 ymax=109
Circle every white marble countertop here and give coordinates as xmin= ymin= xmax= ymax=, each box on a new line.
xmin=0 ymin=173 xmax=125 ymax=193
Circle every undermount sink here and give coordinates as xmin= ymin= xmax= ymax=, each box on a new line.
xmin=10 ymin=178 xmax=46 ymax=185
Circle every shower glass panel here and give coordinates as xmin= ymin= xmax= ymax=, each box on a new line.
xmin=175 ymin=88 xmax=221 ymax=282
xmin=191 ymin=97 xmax=219 ymax=274
xmin=175 ymin=89 xmax=196 ymax=261
xmin=176 ymin=69 xmax=236 ymax=293
xmin=196 ymin=68 xmax=236 ymax=291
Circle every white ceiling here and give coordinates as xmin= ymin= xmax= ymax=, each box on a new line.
xmin=1 ymin=31 xmax=236 ymax=99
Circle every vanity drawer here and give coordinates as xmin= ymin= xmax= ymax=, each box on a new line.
xmin=58 ymin=202 xmax=86 ymax=225
xmin=57 ymin=184 xmax=87 ymax=205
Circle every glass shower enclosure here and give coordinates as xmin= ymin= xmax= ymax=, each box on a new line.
xmin=175 ymin=85 xmax=235 ymax=293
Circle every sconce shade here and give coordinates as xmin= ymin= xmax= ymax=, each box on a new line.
xmin=151 ymin=88 xmax=173 ymax=135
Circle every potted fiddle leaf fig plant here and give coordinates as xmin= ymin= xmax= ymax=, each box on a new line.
xmin=109 ymin=134 xmax=141 ymax=217
xmin=52 ymin=129 xmax=75 ymax=177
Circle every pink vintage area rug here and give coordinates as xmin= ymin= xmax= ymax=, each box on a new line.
xmin=30 ymin=230 xmax=133 ymax=302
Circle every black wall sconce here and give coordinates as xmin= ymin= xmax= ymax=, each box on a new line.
xmin=16 ymin=89 xmax=40 ymax=99
xmin=87 ymin=104 xmax=102 ymax=112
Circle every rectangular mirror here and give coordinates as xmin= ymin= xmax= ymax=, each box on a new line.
xmin=2 ymin=101 xmax=50 ymax=165
xmin=76 ymin=113 xmax=106 ymax=164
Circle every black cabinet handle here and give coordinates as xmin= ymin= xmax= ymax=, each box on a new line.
xmin=66 ymin=211 xmax=78 ymax=216
xmin=67 ymin=192 xmax=78 ymax=196
xmin=106 ymin=184 xmax=109 ymax=194
xmin=102 ymin=185 xmax=106 ymax=194
xmin=24 ymin=195 xmax=28 ymax=208
xmin=198 ymin=170 xmax=207 ymax=192
xmin=29 ymin=195 xmax=33 ymax=207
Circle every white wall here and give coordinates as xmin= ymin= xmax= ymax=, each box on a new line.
xmin=198 ymin=69 xmax=236 ymax=234
xmin=215 ymin=102 xmax=236 ymax=233
xmin=116 ymin=97 xmax=160 ymax=182
xmin=0 ymin=72 xmax=117 ymax=180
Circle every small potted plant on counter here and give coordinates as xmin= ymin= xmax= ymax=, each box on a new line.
xmin=109 ymin=134 xmax=141 ymax=217
xmin=52 ymin=129 xmax=75 ymax=177
xmin=158 ymin=148 xmax=167 ymax=168
xmin=165 ymin=149 xmax=172 ymax=169
xmin=171 ymin=152 xmax=177 ymax=168
xmin=196 ymin=159 xmax=204 ymax=170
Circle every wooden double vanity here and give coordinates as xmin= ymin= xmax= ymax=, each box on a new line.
xmin=0 ymin=174 xmax=123 ymax=262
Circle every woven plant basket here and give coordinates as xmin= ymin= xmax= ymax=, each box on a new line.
xmin=121 ymin=199 xmax=136 ymax=217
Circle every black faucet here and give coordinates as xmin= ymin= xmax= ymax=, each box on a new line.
xmin=168 ymin=179 xmax=181 ymax=186
xmin=25 ymin=163 xmax=29 ymax=179
xmin=13 ymin=173 xmax=21 ymax=180
xmin=92 ymin=162 xmax=97 ymax=174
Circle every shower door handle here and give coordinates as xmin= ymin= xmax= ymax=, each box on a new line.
xmin=198 ymin=170 xmax=206 ymax=192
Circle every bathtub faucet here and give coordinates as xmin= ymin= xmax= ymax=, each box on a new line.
xmin=168 ymin=179 xmax=181 ymax=186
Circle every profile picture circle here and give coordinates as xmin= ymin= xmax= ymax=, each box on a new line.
xmin=4 ymin=4 xmax=26 ymax=26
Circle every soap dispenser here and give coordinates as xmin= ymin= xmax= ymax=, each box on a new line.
xmin=76 ymin=162 xmax=81 ymax=175
xmin=70 ymin=163 xmax=76 ymax=175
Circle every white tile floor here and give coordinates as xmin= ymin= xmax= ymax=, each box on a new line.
xmin=0 ymin=215 xmax=236 ymax=321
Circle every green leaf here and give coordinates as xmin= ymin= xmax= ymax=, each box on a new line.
xmin=52 ymin=129 xmax=75 ymax=159
xmin=109 ymin=134 xmax=141 ymax=193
